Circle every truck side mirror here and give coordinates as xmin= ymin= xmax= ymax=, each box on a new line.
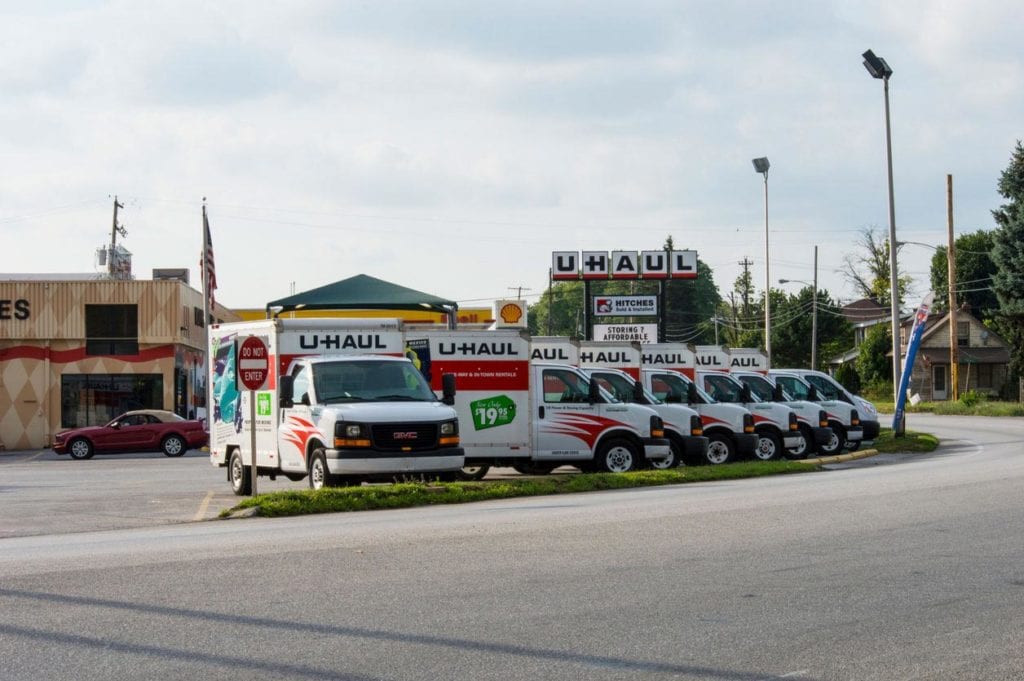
xmin=808 ymin=384 xmax=819 ymax=401
xmin=632 ymin=380 xmax=645 ymax=403
xmin=588 ymin=378 xmax=602 ymax=403
xmin=773 ymin=383 xmax=784 ymax=401
xmin=441 ymin=372 xmax=456 ymax=406
xmin=740 ymin=383 xmax=752 ymax=403
xmin=279 ymin=375 xmax=294 ymax=408
xmin=687 ymin=382 xmax=699 ymax=404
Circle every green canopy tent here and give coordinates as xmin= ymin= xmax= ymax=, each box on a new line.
xmin=265 ymin=274 xmax=459 ymax=328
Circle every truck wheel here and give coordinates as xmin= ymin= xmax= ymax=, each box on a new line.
xmin=162 ymin=434 xmax=186 ymax=457
xmin=455 ymin=465 xmax=490 ymax=481
xmin=649 ymin=439 xmax=682 ymax=470
xmin=704 ymin=433 xmax=735 ymax=465
xmin=594 ymin=438 xmax=640 ymax=473
xmin=753 ymin=431 xmax=782 ymax=461
xmin=68 ymin=437 xmax=94 ymax=460
xmin=785 ymin=426 xmax=813 ymax=459
xmin=818 ymin=425 xmax=846 ymax=456
xmin=309 ymin=450 xmax=337 ymax=490
xmin=846 ymin=440 xmax=861 ymax=452
xmin=229 ymin=450 xmax=252 ymax=496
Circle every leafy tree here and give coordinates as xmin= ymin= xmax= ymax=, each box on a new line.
xmin=856 ymin=323 xmax=892 ymax=385
xmin=771 ymin=287 xmax=853 ymax=369
xmin=528 ymin=281 xmax=585 ymax=336
xmin=990 ymin=140 xmax=1024 ymax=375
xmin=842 ymin=226 xmax=913 ymax=305
xmin=834 ymin=362 xmax=861 ymax=394
xmin=928 ymin=229 xmax=998 ymax=320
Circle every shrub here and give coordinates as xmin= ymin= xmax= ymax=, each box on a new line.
xmin=959 ymin=389 xmax=984 ymax=407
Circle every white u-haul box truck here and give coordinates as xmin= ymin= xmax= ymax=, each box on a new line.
xmin=208 ymin=318 xmax=463 ymax=494
xmin=409 ymin=329 xmax=670 ymax=475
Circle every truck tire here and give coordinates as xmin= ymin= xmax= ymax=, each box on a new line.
xmin=704 ymin=433 xmax=735 ymax=465
xmin=229 ymin=450 xmax=252 ymax=496
xmin=309 ymin=449 xmax=337 ymax=490
xmin=785 ymin=426 xmax=813 ymax=459
xmin=455 ymin=465 xmax=490 ymax=481
xmin=649 ymin=438 xmax=682 ymax=470
xmin=819 ymin=424 xmax=846 ymax=456
xmin=161 ymin=434 xmax=186 ymax=457
xmin=68 ymin=437 xmax=94 ymax=460
xmin=594 ymin=438 xmax=640 ymax=473
xmin=753 ymin=431 xmax=783 ymax=461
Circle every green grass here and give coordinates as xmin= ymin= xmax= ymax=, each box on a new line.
xmin=220 ymin=429 xmax=942 ymax=519
xmin=221 ymin=461 xmax=815 ymax=518
xmin=872 ymin=399 xmax=1024 ymax=417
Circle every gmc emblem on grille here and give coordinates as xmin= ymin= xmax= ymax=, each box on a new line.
xmin=392 ymin=432 xmax=418 ymax=440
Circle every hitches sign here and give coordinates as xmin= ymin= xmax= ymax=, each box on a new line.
xmin=552 ymin=250 xmax=697 ymax=280
xmin=593 ymin=296 xmax=657 ymax=316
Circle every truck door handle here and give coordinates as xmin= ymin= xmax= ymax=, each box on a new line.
xmin=538 ymin=406 xmax=545 ymax=419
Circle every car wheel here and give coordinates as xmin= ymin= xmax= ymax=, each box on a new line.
xmin=753 ymin=431 xmax=783 ymax=461
xmin=594 ymin=438 xmax=640 ymax=473
xmin=649 ymin=438 xmax=681 ymax=470
xmin=68 ymin=437 xmax=94 ymax=460
xmin=704 ymin=433 xmax=735 ymax=465
xmin=162 ymin=434 xmax=186 ymax=457
xmin=818 ymin=424 xmax=846 ymax=456
xmin=229 ymin=450 xmax=252 ymax=496
xmin=455 ymin=465 xmax=490 ymax=480
xmin=309 ymin=449 xmax=337 ymax=490
xmin=784 ymin=426 xmax=813 ymax=459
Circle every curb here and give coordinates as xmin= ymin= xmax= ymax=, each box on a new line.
xmin=796 ymin=448 xmax=880 ymax=465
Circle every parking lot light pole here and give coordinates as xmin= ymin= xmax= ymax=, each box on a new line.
xmin=753 ymin=157 xmax=771 ymax=368
xmin=862 ymin=48 xmax=903 ymax=434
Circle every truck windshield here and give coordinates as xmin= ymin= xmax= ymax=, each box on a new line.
xmin=650 ymin=372 xmax=713 ymax=404
xmin=775 ymin=375 xmax=812 ymax=401
xmin=740 ymin=374 xmax=777 ymax=402
xmin=313 ymin=360 xmax=437 ymax=403
xmin=591 ymin=372 xmax=659 ymax=404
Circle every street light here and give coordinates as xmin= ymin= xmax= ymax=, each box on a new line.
xmin=862 ymin=48 xmax=903 ymax=434
xmin=752 ymin=156 xmax=771 ymax=368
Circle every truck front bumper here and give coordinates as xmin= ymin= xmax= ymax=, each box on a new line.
xmin=734 ymin=433 xmax=760 ymax=457
xmin=860 ymin=420 xmax=880 ymax=441
xmin=682 ymin=436 xmax=709 ymax=460
xmin=642 ymin=437 xmax=672 ymax=461
xmin=845 ymin=426 xmax=864 ymax=442
xmin=811 ymin=426 xmax=833 ymax=446
xmin=782 ymin=433 xmax=804 ymax=449
xmin=326 ymin=448 xmax=465 ymax=474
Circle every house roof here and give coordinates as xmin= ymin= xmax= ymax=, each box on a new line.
xmin=265 ymin=274 xmax=458 ymax=318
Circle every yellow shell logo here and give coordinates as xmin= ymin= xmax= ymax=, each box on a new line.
xmin=500 ymin=303 xmax=523 ymax=323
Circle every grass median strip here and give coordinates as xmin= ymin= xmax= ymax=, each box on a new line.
xmin=872 ymin=429 xmax=939 ymax=454
xmin=222 ymin=460 xmax=815 ymax=518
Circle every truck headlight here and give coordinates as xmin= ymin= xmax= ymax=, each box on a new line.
xmin=335 ymin=422 xmax=370 ymax=448
xmin=439 ymin=420 xmax=460 ymax=446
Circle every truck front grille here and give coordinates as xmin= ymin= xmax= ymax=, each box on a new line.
xmin=371 ymin=423 xmax=439 ymax=451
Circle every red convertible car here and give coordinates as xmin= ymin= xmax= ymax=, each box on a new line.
xmin=53 ymin=410 xmax=209 ymax=459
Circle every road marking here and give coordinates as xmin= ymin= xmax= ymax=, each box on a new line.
xmin=192 ymin=491 xmax=215 ymax=522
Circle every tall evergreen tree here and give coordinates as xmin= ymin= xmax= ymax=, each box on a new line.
xmin=990 ymin=140 xmax=1024 ymax=374
xmin=928 ymin=229 xmax=998 ymax=320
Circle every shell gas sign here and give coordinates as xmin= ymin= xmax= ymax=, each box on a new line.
xmin=494 ymin=300 xmax=527 ymax=329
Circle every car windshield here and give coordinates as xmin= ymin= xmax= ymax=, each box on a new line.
xmin=313 ymin=360 xmax=437 ymax=403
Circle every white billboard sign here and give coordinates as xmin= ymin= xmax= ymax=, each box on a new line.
xmin=593 ymin=323 xmax=658 ymax=344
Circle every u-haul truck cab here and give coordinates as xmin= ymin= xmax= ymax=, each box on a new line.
xmin=637 ymin=344 xmax=758 ymax=465
xmin=208 ymin=318 xmax=463 ymax=495
xmin=569 ymin=340 xmax=708 ymax=468
xmin=409 ymin=330 xmax=671 ymax=475
xmin=693 ymin=345 xmax=802 ymax=460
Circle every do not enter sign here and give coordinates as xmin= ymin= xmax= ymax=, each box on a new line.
xmin=237 ymin=336 xmax=270 ymax=391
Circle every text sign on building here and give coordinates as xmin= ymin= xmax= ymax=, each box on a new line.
xmin=593 ymin=296 xmax=657 ymax=317
xmin=593 ymin=324 xmax=658 ymax=344
xmin=552 ymin=250 xmax=697 ymax=281
xmin=236 ymin=336 xmax=270 ymax=391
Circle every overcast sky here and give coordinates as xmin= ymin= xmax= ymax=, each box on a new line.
xmin=2 ymin=1 xmax=1020 ymax=316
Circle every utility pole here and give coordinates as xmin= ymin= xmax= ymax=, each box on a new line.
xmin=109 ymin=196 xmax=126 ymax=278
xmin=508 ymin=286 xmax=531 ymax=300
xmin=947 ymin=175 xmax=959 ymax=400
xmin=812 ymin=245 xmax=819 ymax=371
xmin=738 ymin=257 xmax=754 ymax=315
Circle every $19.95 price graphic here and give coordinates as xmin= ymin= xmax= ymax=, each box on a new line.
xmin=470 ymin=395 xmax=516 ymax=431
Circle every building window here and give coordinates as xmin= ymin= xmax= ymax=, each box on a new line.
xmin=60 ymin=374 xmax=163 ymax=428
xmin=85 ymin=304 xmax=139 ymax=355
xmin=957 ymin=321 xmax=970 ymax=347
xmin=194 ymin=306 xmax=205 ymax=327
xmin=976 ymin=363 xmax=994 ymax=389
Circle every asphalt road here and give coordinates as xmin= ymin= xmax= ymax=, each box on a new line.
xmin=1 ymin=413 xmax=1022 ymax=680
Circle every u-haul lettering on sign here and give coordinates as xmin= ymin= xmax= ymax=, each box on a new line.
xmin=438 ymin=342 xmax=520 ymax=356
xmin=642 ymin=352 xmax=688 ymax=366
xmin=579 ymin=351 xmax=630 ymax=364
xmin=298 ymin=334 xmax=388 ymax=350
xmin=531 ymin=347 xmax=572 ymax=361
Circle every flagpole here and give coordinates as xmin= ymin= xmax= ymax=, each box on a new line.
xmin=202 ymin=199 xmax=211 ymax=423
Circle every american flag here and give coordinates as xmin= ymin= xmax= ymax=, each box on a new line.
xmin=204 ymin=210 xmax=217 ymax=310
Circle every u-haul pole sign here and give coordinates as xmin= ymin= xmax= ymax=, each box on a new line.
xmin=551 ymin=250 xmax=698 ymax=280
